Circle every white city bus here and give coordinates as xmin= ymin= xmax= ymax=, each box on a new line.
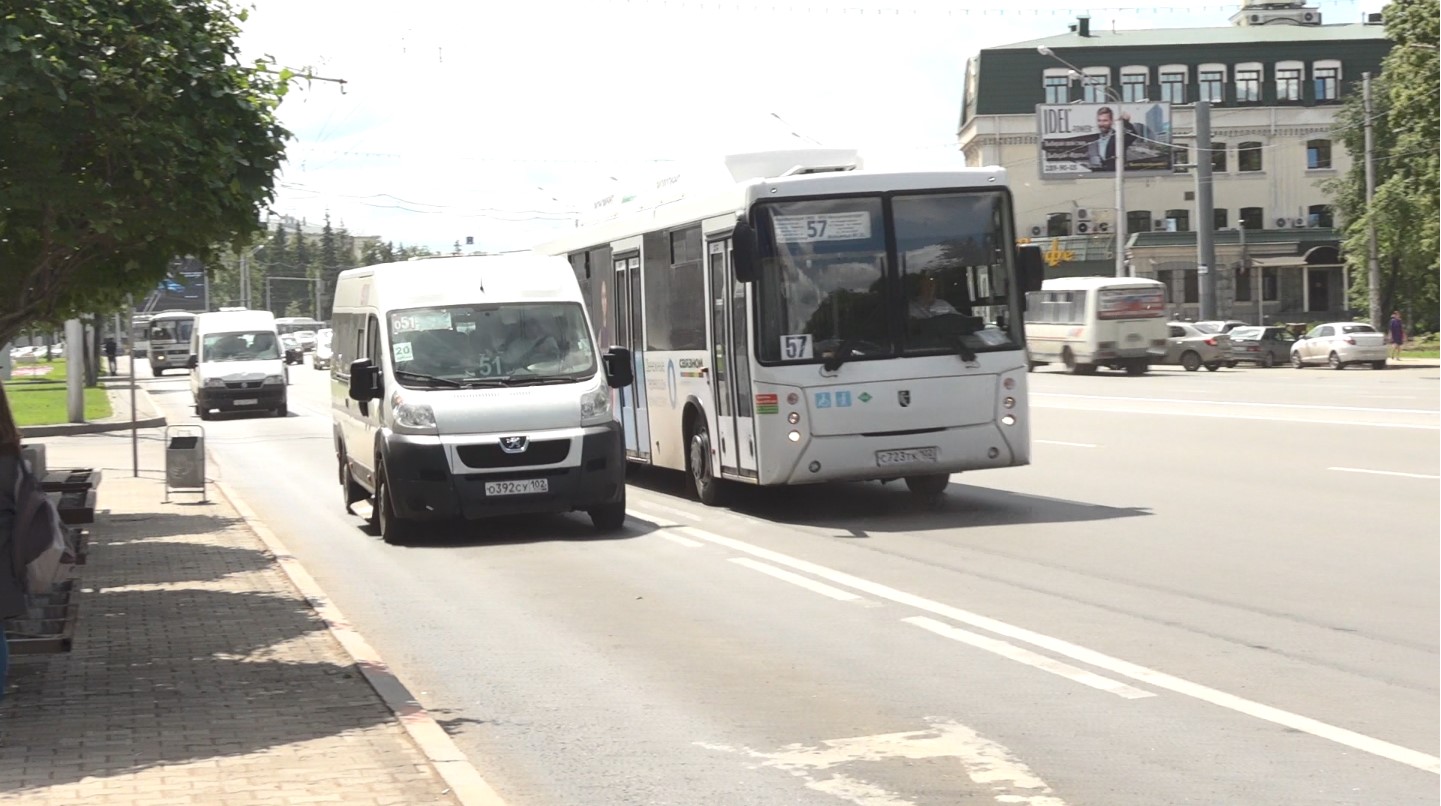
xmin=536 ymin=149 xmax=1043 ymax=504
xmin=1023 ymin=276 xmax=1168 ymax=375
xmin=147 ymin=310 xmax=198 ymax=376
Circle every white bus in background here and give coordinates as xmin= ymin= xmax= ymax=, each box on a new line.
xmin=536 ymin=149 xmax=1044 ymax=505
xmin=130 ymin=314 xmax=154 ymax=358
xmin=146 ymin=310 xmax=197 ymax=376
xmin=1024 ymin=276 xmax=1168 ymax=375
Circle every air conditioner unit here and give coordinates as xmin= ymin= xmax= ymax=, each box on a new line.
xmin=1292 ymin=218 xmax=1305 ymax=227
xmin=1077 ymin=222 xmax=1090 ymax=233
xmin=1275 ymin=217 xmax=1289 ymax=227
xmin=1097 ymin=222 xmax=1110 ymax=232
xmin=1076 ymin=208 xmax=1090 ymax=220
xmin=1031 ymin=226 xmax=1043 ymax=236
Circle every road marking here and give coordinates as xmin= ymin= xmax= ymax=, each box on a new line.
xmin=658 ymin=531 xmax=704 ymax=548
xmin=1328 ymin=466 xmax=1441 ymax=480
xmin=1036 ymin=392 xmax=1439 ymax=416
xmin=904 ymin=617 xmax=1153 ymax=700
xmin=699 ymin=720 xmax=1068 ymax=806
xmin=633 ymin=498 xmax=703 ymax=521
xmin=731 ymin=557 xmax=866 ymax=602
xmin=1036 ymin=439 xmax=1098 ymax=448
xmin=1032 ymin=402 xmax=1441 ymax=431
xmin=663 ymin=524 xmax=1441 ymax=775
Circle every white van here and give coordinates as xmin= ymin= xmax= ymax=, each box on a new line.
xmin=187 ymin=309 xmax=289 ymax=418
xmin=1024 ymin=276 xmax=1168 ymax=375
xmin=330 ymin=253 xmax=634 ymax=543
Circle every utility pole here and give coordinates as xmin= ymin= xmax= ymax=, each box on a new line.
xmin=1113 ymin=90 xmax=1127 ymax=277
xmin=1195 ymin=101 xmax=1217 ymax=320
xmin=1363 ymin=72 xmax=1381 ymax=328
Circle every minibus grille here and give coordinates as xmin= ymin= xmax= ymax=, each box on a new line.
xmin=224 ymin=381 xmax=263 ymax=389
xmin=457 ymin=439 xmax=570 ymax=468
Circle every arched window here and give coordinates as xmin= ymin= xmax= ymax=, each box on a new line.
xmin=1313 ymin=59 xmax=1342 ymax=102
xmin=1276 ymin=60 xmax=1303 ymax=102
xmin=1306 ymin=139 xmax=1332 ymax=170
xmin=1235 ymin=62 xmax=1263 ymax=103
xmin=1238 ymin=141 xmax=1263 ymax=172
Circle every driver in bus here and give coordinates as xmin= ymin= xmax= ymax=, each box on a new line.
xmin=908 ymin=273 xmax=959 ymax=319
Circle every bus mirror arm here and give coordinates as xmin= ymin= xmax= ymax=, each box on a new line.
xmin=1018 ymin=244 xmax=1044 ymax=294
xmin=732 ymin=219 xmax=759 ymax=284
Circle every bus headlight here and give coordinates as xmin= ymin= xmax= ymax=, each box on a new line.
xmin=580 ymin=386 xmax=611 ymax=425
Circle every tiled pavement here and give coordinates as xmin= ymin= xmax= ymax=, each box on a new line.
xmin=0 ymin=432 xmax=459 ymax=805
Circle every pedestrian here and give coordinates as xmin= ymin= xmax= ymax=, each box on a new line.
xmin=0 ymin=385 xmax=28 ymax=701
xmin=1388 ymin=311 xmax=1405 ymax=361
xmin=102 ymin=336 xmax=118 ymax=375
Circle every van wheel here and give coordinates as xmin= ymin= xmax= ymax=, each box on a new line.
xmin=374 ymin=468 xmax=411 ymax=545
xmin=904 ymin=473 xmax=950 ymax=500
xmin=1181 ymin=351 xmax=1202 ymax=371
xmin=588 ymin=499 xmax=627 ymax=532
xmin=687 ymin=420 xmax=723 ymax=506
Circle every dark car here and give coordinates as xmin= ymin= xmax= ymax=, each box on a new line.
xmin=1228 ymin=326 xmax=1296 ymax=367
xmin=280 ymin=334 xmax=304 ymax=365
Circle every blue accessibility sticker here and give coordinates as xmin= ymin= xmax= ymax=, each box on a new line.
xmin=815 ymin=392 xmax=832 ymax=408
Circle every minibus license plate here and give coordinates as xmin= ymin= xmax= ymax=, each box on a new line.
xmin=485 ymin=479 xmax=549 ymax=496
xmin=876 ymin=447 xmax=937 ymax=467
xmin=234 ymin=399 xmax=258 ymax=406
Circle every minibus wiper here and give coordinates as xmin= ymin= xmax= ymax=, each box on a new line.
xmin=394 ymin=369 xmax=462 ymax=388
xmin=461 ymin=375 xmax=577 ymax=388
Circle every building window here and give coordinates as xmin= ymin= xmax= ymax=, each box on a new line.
xmin=1183 ymin=269 xmax=1199 ymax=303
xmin=1238 ymin=141 xmax=1263 ymax=172
xmin=1263 ymin=267 xmax=1279 ymax=301
xmin=1121 ymin=69 xmax=1148 ymax=102
xmin=1128 ymin=211 xmax=1152 ymax=234
xmin=1213 ymin=209 xmax=1229 ymax=230
xmin=1314 ymin=62 xmax=1341 ymax=101
xmin=1240 ymin=207 xmax=1264 ymax=230
xmin=1307 ymin=139 xmax=1332 ymax=169
xmin=1199 ymin=65 xmax=1225 ymax=103
xmin=1164 ymin=209 xmax=1190 ymax=232
xmin=1308 ymin=204 xmax=1334 ymax=228
xmin=1276 ymin=62 xmax=1303 ymax=102
xmin=1236 ymin=64 xmax=1262 ymax=103
xmin=1044 ymin=73 xmax=1070 ymax=104
xmin=1236 ymin=265 xmax=1253 ymax=302
xmin=1160 ymin=68 xmax=1187 ymax=103
xmin=1047 ymin=212 xmax=1071 ymax=237
xmin=1082 ymin=71 xmax=1110 ymax=103
xmin=1172 ymin=144 xmax=1189 ymax=170
xmin=1211 ymin=142 xmax=1227 ymax=172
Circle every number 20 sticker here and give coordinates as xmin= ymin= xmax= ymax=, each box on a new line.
xmin=780 ymin=334 xmax=813 ymax=360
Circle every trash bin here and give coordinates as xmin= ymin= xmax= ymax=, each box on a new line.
xmin=164 ymin=425 xmax=207 ymax=503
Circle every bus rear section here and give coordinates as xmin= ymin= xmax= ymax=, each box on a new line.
xmin=1025 ymin=277 xmax=1167 ymax=375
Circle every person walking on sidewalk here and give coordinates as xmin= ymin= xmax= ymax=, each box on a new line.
xmin=103 ymin=336 xmax=119 ymax=375
xmin=0 ymin=386 xmax=29 ymax=700
xmin=1389 ymin=311 xmax=1406 ymax=361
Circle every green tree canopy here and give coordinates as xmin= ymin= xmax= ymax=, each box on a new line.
xmin=0 ymin=0 xmax=290 ymax=345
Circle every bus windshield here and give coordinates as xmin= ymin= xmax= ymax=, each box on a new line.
xmin=753 ymin=190 xmax=1020 ymax=364
xmin=387 ymin=303 xmax=596 ymax=387
xmin=150 ymin=319 xmax=194 ymax=343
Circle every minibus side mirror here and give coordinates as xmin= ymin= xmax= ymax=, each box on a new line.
xmin=348 ymin=358 xmax=381 ymax=401
xmin=602 ymin=346 xmax=634 ymax=388
xmin=732 ymin=219 xmax=759 ymax=284
xmin=1018 ymin=244 xmax=1045 ymax=294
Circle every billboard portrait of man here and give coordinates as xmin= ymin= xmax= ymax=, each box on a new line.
xmin=1037 ymin=102 xmax=1171 ymax=178
xmin=1085 ymin=106 xmax=1148 ymax=172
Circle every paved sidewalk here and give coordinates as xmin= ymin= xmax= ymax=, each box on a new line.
xmin=0 ymin=431 xmax=458 ymax=805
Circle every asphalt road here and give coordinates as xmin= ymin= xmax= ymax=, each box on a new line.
xmin=140 ymin=358 xmax=1440 ymax=806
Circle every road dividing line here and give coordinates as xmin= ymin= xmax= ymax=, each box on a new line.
xmin=1328 ymin=466 xmax=1441 ymax=480
xmin=731 ymin=557 xmax=867 ymax=602
xmin=1031 ymin=402 xmax=1441 ymax=431
xmin=1036 ymin=392 xmax=1439 ymax=415
xmin=1035 ymin=439 xmax=1098 ymax=448
xmin=632 ymin=498 xmax=703 ymax=521
xmin=658 ymin=531 xmax=705 ymax=548
xmin=671 ymin=526 xmax=1441 ymax=775
xmin=905 ymin=617 xmax=1153 ymax=700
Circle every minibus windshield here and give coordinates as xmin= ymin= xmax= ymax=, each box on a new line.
xmin=202 ymin=331 xmax=281 ymax=362
xmin=388 ymin=303 xmax=596 ymax=387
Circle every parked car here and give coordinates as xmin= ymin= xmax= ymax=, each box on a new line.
xmin=1161 ymin=321 xmax=1232 ymax=371
xmin=1228 ymin=326 xmax=1297 ymax=368
xmin=279 ymin=334 xmax=305 ymax=365
xmin=1193 ymin=319 xmax=1250 ymax=334
xmin=1290 ymin=322 xmax=1388 ymax=370
xmin=311 ymin=328 xmax=333 ymax=370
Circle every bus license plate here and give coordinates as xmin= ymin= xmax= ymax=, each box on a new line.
xmin=876 ymin=447 xmax=938 ymax=467
xmin=234 ymin=398 xmax=258 ymax=406
xmin=485 ymin=479 xmax=549 ymax=496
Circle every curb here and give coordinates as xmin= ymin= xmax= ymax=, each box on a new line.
xmin=18 ymin=378 xmax=167 ymax=438
xmin=209 ymin=477 xmax=510 ymax=806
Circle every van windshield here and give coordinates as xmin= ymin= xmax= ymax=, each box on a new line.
xmin=387 ymin=303 xmax=596 ymax=387
xmin=202 ymin=331 xmax=281 ymax=362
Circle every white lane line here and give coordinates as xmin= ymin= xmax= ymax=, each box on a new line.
xmin=632 ymin=499 xmax=703 ymax=521
xmin=669 ymin=525 xmax=1441 ymax=775
xmin=731 ymin=557 xmax=866 ymax=602
xmin=1328 ymin=466 xmax=1441 ymax=480
xmin=658 ymin=532 xmax=704 ymax=548
xmin=629 ymin=509 xmax=679 ymax=528
xmin=1032 ymin=402 xmax=1441 ymax=431
xmin=905 ymin=616 xmax=1154 ymax=700
xmin=1036 ymin=439 xmax=1098 ymax=448
xmin=1036 ymin=392 xmax=1439 ymax=416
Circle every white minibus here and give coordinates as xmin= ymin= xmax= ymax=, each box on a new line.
xmin=331 ymin=253 xmax=634 ymax=544
xmin=187 ymin=309 xmax=289 ymax=418
xmin=1024 ymin=276 xmax=1168 ymax=375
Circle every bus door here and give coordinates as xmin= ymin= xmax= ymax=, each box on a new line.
xmin=613 ymin=251 xmax=650 ymax=461
xmin=706 ymin=237 xmax=757 ymax=478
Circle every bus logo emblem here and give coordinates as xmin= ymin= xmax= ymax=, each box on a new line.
xmin=898 ymin=390 xmax=911 ymax=407
xmin=499 ymin=437 xmax=528 ymax=454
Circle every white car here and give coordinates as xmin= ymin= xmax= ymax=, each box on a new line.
xmin=1290 ymin=322 xmax=1388 ymax=370
xmin=311 ymin=328 xmax=333 ymax=370
xmin=292 ymin=330 xmax=318 ymax=352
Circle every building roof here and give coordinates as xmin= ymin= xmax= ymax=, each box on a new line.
xmin=997 ymin=23 xmax=1388 ymax=52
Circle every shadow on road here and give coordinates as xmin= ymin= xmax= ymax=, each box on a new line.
xmin=363 ymin=507 xmax=658 ymax=549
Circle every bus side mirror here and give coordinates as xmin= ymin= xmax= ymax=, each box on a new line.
xmin=732 ymin=219 xmax=759 ymax=284
xmin=186 ymin=355 xmax=198 ymax=369
xmin=1018 ymin=245 xmax=1044 ymax=294
xmin=348 ymin=358 xmax=381 ymax=401
xmin=603 ymin=346 xmax=634 ymax=388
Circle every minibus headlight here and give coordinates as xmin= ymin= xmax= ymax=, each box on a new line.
xmin=580 ymin=386 xmax=611 ymax=423
xmin=204 ymin=378 xmax=225 ymax=388
xmin=392 ymin=397 xmax=437 ymax=430
xmin=262 ymin=374 xmax=285 ymax=386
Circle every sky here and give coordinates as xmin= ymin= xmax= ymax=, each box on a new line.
xmin=235 ymin=0 xmax=1383 ymax=254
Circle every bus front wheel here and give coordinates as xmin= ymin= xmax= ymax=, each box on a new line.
xmin=904 ymin=473 xmax=951 ymax=499
xmin=687 ymin=420 xmax=724 ymax=507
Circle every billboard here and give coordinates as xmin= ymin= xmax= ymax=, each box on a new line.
xmin=140 ymin=256 xmax=209 ymax=312
xmin=1037 ymin=102 xmax=1173 ymax=178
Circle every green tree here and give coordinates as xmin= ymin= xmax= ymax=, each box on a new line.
xmin=318 ymin=213 xmax=341 ymax=318
xmin=1327 ymin=0 xmax=1439 ymax=331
